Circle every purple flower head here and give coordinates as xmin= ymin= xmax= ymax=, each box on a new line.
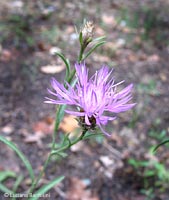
xmin=45 ymin=63 xmax=135 ymax=136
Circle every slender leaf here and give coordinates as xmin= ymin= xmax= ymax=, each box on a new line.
xmin=0 ymin=171 xmax=16 ymax=182
xmin=79 ymin=32 xmax=83 ymax=45
xmin=153 ymin=139 xmax=169 ymax=152
xmin=0 ymin=135 xmax=34 ymax=182
xmin=62 ymin=133 xmax=71 ymax=147
xmin=82 ymin=41 xmax=106 ymax=61
xmin=0 ymin=183 xmax=13 ymax=194
xmin=29 ymin=176 xmax=64 ymax=200
xmin=144 ymin=170 xmax=155 ymax=177
xmin=54 ymin=105 xmax=66 ymax=133
xmin=66 ymin=59 xmax=71 ymax=72
xmin=12 ymin=175 xmax=24 ymax=200
xmin=128 ymin=158 xmax=139 ymax=168
xmin=52 ymin=151 xmax=68 ymax=158
xmin=55 ymin=52 xmax=70 ymax=80
xmin=0 ymin=171 xmax=18 ymax=199
xmin=92 ymin=36 xmax=106 ymax=42
xmin=83 ymin=133 xmax=104 ymax=140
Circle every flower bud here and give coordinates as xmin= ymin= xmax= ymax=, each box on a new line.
xmin=80 ymin=21 xmax=94 ymax=47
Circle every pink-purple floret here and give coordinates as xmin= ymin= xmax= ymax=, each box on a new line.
xmin=45 ymin=63 xmax=135 ymax=135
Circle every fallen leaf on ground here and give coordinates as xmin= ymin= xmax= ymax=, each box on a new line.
xmin=23 ymin=131 xmax=45 ymax=148
xmin=66 ymin=177 xmax=99 ymax=200
xmin=0 ymin=49 xmax=13 ymax=61
xmin=99 ymin=156 xmax=114 ymax=167
xmin=94 ymin=26 xmax=105 ymax=36
xmin=0 ymin=143 xmax=20 ymax=172
xmin=159 ymin=72 xmax=167 ymax=82
xmin=147 ymin=54 xmax=160 ymax=62
xmin=32 ymin=117 xmax=54 ymax=134
xmin=37 ymin=42 xmax=51 ymax=51
xmin=22 ymin=117 xmax=54 ymax=147
xmin=128 ymin=53 xmax=138 ymax=62
xmin=40 ymin=64 xmax=65 ymax=74
xmin=49 ymin=46 xmax=62 ymax=55
xmin=102 ymin=14 xmax=116 ymax=26
xmin=111 ymin=132 xmax=123 ymax=146
xmin=133 ymin=36 xmax=142 ymax=45
xmin=59 ymin=115 xmax=79 ymax=133
xmin=1 ymin=124 xmax=14 ymax=135
xmin=70 ymin=141 xmax=84 ymax=152
xmin=65 ymin=26 xmax=74 ymax=34
xmin=93 ymin=54 xmax=110 ymax=63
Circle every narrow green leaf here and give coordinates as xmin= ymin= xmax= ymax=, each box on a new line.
xmin=153 ymin=139 xmax=169 ymax=152
xmin=83 ymin=133 xmax=104 ymax=140
xmin=53 ymin=151 xmax=68 ymax=158
xmin=138 ymin=161 xmax=150 ymax=167
xmin=79 ymin=32 xmax=83 ymax=45
xmin=60 ymin=133 xmax=71 ymax=148
xmin=128 ymin=158 xmax=139 ymax=168
xmin=55 ymin=52 xmax=70 ymax=80
xmin=0 ymin=171 xmax=16 ymax=182
xmin=66 ymin=59 xmax=71 ymax=73
xmin=12 ymin=175 xmax=24 ymax=197
xmin=29 ymin=176 xmax=64 ymax=200
xmin=54 ymin=105 xmax=66 ymax=133
xmin=92 ymin=36 xmax=106 ymax=42
xmin=67 ymin=69 xmax=76 ymax=84
xmin=0 ymin=135 xmax=34 ymax=182
xmin=0 ymin=183 xmax=14 ymax=194
xmin=57 ymin=152 xmax=67 ymax=158
xmin=83 ymin=41 xmax=106 ymax=61
xmin=144 ymin=170 xmax=155 ymax=177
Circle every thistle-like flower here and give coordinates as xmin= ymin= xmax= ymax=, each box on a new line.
xmin=45 ymin=63 xmax=135 ymax=135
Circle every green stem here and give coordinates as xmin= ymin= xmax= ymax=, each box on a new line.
xmin=28 ymin=130 xmax=87 ymax=195
xmin=78 ymin=45 xmax=84 ymax=63
xmin=52 ymin=105 xmax=65 ymax=149
xmin=67 ymin=44 xmax=84 ymax=84
xmin=28 ymin=153 xmax=52 ymax=194
xmin=52 ymin=43 xmax=84 ymax=146
xmin=28 ymin=105 xmax=65 ymax=194
xmin=67 ymin=69 xmax=76 ymax=84
xmin=28 ymin=39 xmax=85 ymax=195
xmin=51 ymin=129 xmax=87 ymax=155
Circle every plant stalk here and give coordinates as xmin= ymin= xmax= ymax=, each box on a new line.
xmin=28 ymin=41 xmax=85 ymax=195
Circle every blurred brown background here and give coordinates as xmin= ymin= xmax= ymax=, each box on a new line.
xmin=0 ymin=0 xmax=169 ymax=199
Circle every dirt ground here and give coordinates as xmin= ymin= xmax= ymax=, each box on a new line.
xmin=0 ymin=0 xmax=169 ymax=200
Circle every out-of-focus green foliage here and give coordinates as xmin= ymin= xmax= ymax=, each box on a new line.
xmin=128 ymin=157 xmax=169 ymax=199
